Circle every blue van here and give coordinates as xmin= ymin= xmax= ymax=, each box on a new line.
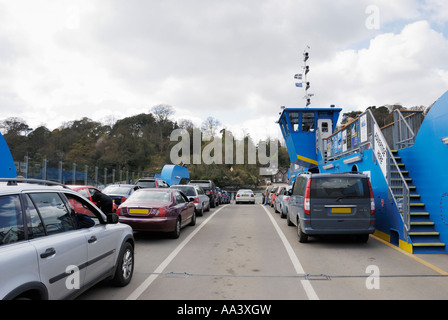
xmin=287 ymin=172 xmax=375 ymax=243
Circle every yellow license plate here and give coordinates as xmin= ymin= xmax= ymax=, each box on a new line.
xmin=331 ymin=208 xmax=351 ymax=214
xmin=243 ymin=194 xmax=249 ymax=197
xmin=129 ymin=208 xmax=149 ymax=214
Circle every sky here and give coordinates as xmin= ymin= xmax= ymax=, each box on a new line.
xmin=1 ymin=0 xmax=448 ymax=142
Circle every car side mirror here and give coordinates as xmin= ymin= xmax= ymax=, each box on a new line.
xmin=107 ymin=212 xmax=120 ymax=224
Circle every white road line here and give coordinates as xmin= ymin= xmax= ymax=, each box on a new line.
xmin=261 ymin=205 xmax=319 ymax=300
xmin=126 ymin=205 xmax=228 ymax=300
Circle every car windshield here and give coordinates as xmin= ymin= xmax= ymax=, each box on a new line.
xmin=136 ymin=181 xmax=156 ymax=188
xmin=311 ymin=177 xmax=369 ymax=198
xmin=128 ymin=190 xmax=171 ymax=202
xmin=172 ymin=186 xmax=196 ymax=196
xmin=103 ymin=185 xmax=132 ymax=196
xmin=238 ymin=189 xmax=253 ymax=194
xmin=192 ymin=182 xmax=210 ymax=188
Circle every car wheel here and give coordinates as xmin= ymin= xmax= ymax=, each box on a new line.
xmin=197 ymin=205 xmax=204 ymax=216
xmin=274 ymin=204 xmax=279 ymax=213
xmin=280 ymin=206 xmax=286 ymax=219
xmin=297 ymin=219 xmax=308 ymax=243
xmin=170 ymin=217 xmax=181 ymax=239
xmin=111 ymin=242 xmax=134 ymax=287
xmin=286 ymin=212 xmax=294 ymax=226
xmin=189 ymin=210 xmax=196 ymax=226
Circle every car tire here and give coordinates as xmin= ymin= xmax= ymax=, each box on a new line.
xmin=357 ymin=234 xmax=369 ymax=243
xmin=280 ymin=206 xmax=286 ymax=219
xmin=297 ymin=219 xmax=308 ymax=243
xmin=189 ymin=211 xmax=196 ymax=226
xmin=111 ymin=242 xmax=134 ymax=287
xmin=286 ymin=212 xmax=294 ymax=226
xmin=170 ymin=217 xmax=181 ymax=239
xmin=197 ymin=205 xmax=204 ymax=216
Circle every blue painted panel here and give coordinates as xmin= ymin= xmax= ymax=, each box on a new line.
xmin=160 ymin=165 xmax=190 ymax=186
xmin=0 ymin=133 xmax=17 ymax=178
xmin=398 ymin=90 xmax=448 ymax=247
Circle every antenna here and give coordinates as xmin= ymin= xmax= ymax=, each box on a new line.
xmin=294 ymin=46 xmax=313 ymax=107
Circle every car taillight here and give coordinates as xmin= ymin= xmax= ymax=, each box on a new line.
xmin=194 ymin=197 xmax=199 ymax=204
xmin=251 ymin=194 xmax=254 ymax=197
xmin=154 ymin=207 xmax=166 ymax=217
xmin=236 ymin=194 xmax=240 ymax=197
xmin=284 ymin=196 xmax=290 ymax=201
xmin=368 ymin=180 xmax=375 ymax=215
xmin=121 ymin=197 xmax=127 ymax=204
xmin=116 ymin=207 xmax=121 ymax=215
xmin=304 ymin=179 xmax=311 ymax=215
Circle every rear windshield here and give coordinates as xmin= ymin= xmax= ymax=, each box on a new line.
xmin=172 ymin=186 xmax=196 ymax=196
xmin=191 ymin=182 xmax=210 ymax=188
xmin=103 ymin=185 xmax=132 ymax=196
xmin=128 ymin=190 xmax=171 ymax=202
xmin=136 ymin=181 xmax=156 ymax=188
xmin=310 ymin=177 xmax=369 ymax=199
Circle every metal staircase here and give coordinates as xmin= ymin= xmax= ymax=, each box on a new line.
xmin=391 ymin=150 xmax=446 ymax=253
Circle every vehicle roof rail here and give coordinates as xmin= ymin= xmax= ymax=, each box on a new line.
xmin=0 ymin=178 xmax=70 ymax=188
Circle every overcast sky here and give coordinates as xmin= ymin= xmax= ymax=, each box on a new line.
xmin=1 ymin=0 xmax=448 ymax=142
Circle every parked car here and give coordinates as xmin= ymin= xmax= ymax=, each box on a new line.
xmin=270 ymin=185 xmax=287 ymax=207
xmin=0 ymin=178 xmax=134 ymax=300
xmin=135 ymin=177 xmax=170 ymax=189
xmin=221 ymin=190 xmax=230 ymax=204
xmin=171 ymin=184 xmax=210 ymax=216
xmin=117 ymin=188 xmax=196 ymax=238
xmin=235 ymin=189 xmax=255 ymax=204
xmin=189 ymin=180 xmax=219 ymax=208
xmin=274 ymin=185 xmax=292 ymax=218
xmin=287 ymin=173 xmax=375 ymax=243
xmin=102 ymin=184 xmax=136 ymax=207
xmin=68 ymin=185 xmax=117 ymax=213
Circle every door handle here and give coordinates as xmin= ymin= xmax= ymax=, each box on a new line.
xmin=40 ymin=248 xmax=56 ymax=258
xmin=88 ymin=236 xmax=97 ymax=243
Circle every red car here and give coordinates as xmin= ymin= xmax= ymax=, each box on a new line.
xmin=68 ymin=185 xmax=117 ymax=214
xmin=117 ymin=188 xmax=196 ymax=238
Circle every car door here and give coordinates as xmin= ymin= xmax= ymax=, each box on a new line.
xmin=174 ymin=191 xmax=190 ymax=227
xmin=25 ymin=192 xmax=88 ymax=300
xmin=63 ymin=192 xmax=119 ymax=287
xmin=289 ymin=176 xmax=306 ymax=226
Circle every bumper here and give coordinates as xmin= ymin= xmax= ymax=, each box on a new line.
xmin=118 ymin=216 xmax=177 ymax=232
xmin=236 ymin=197 xmax=255 ymax=203
xmin=301 ymin=218 xmax=376 ymax=235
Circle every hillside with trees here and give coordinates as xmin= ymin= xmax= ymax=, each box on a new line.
xmin=0 ymin=105 xmax=289 ymax=188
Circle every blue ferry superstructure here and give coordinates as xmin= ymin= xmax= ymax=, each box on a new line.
xmin=278 ymin=90 xmax=448 ymax=254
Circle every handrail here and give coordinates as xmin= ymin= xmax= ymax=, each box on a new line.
xmin=393 ymin=109 xmax=416 ymax=149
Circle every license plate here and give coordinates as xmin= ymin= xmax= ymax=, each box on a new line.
xmin=129 ymin=208 xmax=149 ymax=215
xmin=243 ymin=194 xmax=249 ymax=197
xmin=331 ymin=207 xmax=351 ymax=214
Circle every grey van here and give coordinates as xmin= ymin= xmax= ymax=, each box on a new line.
xmin=287 ymin=172 xmax=375 ymax=243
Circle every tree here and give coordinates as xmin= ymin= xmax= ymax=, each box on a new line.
xmin=201 ymin=116 xmax=221 ymax=138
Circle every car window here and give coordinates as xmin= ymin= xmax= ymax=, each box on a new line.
xmin=197 ymin=187 xmax=205 ymax=195
xmin=28 ymin=193 xmax=76 ymax=235
xmin=172 ymin=186 xmax=195 ymax=196
xmin=136 ymin=181 xmax=156 ymax=188
xmin=310 ymin=177 xmax=369 ymax=198
xmin=65 ymin=193 xmax=101 ymax=225
xmin=293 ymin=176 xmax=306 ymax=196
xmin=77 ymin=188 xmax=89 ymax=198
xmin=24 ymin=194 xmax=46 ymax=239
xmin=0 ymin=195 xmax=25 ymax=246
xmin=175 ymin=191 xmax=186 ymax=203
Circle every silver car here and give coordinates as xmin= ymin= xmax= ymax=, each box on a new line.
xmin=274 ymin=185 xmax=292 ymax=219
xmin=0 ymin=178 xmax=134 ymax=300
xmin=170 ymin=184 xmax=210 ymax=216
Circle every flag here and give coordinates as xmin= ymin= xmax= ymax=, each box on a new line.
xmin=295 ymin=83 xmax=303 ymax=87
